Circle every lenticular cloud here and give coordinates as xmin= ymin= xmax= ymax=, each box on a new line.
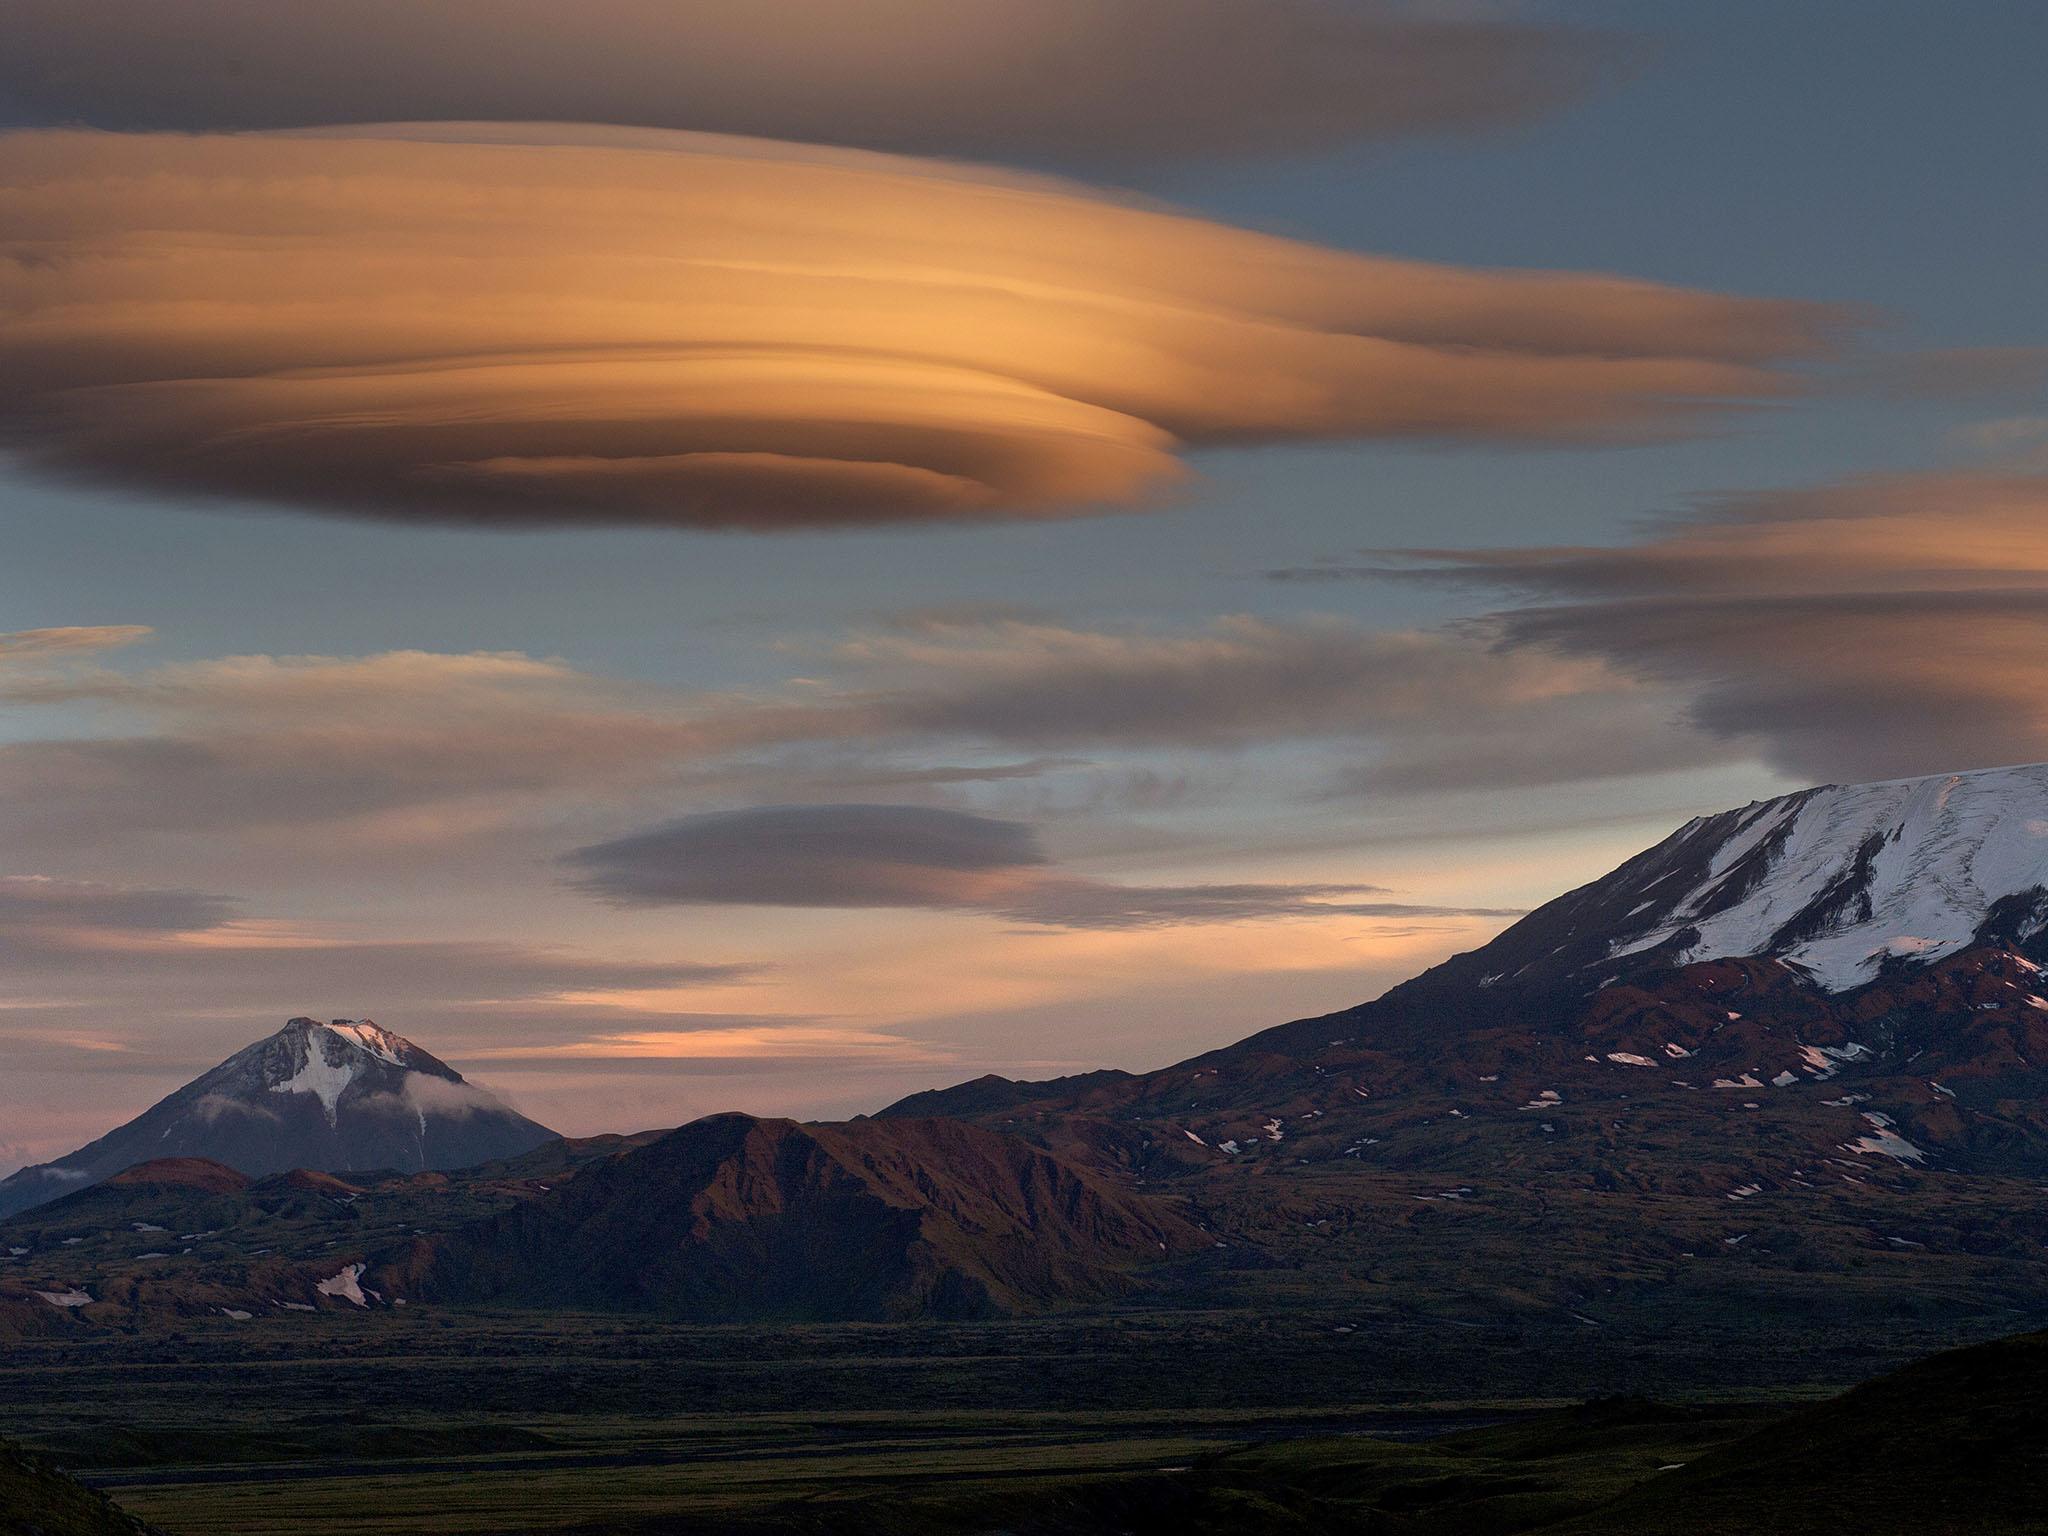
xmin=0 ymin=125 xmax=1846 ymax=532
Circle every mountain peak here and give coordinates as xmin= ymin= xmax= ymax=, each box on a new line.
xmin=0 ymin=1019 xmax=555 ymax=1222
xmin=263 ymin=1018 xmax=436 ymax=1122
xmin=1402 ymin=762 xmax=2048 ymax=1004
xmin=1610 ymin=763 xmax=2048 ymax=991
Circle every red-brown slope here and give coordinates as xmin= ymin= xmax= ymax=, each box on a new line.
xmin=374 ymin=1113 xmax=1205 ymax=1320
xmin=102 ymin=1158 xmax=251 ymax=1195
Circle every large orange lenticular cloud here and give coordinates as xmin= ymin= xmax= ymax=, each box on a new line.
xmin=0 ymin=125 xmax=1848 ymax=531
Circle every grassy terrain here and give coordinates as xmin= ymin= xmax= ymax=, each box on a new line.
xmin=0 ymin=1439 xmax=161 ymax=1536
xmin=3 ymin=1304 xmax=2029 ymax=1534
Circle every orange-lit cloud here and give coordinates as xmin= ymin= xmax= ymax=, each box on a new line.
xmin=0 ymin=626 xmax=154 ymax=661
xmin=0 ymin=126 xmax=1846 ymax=531
xmin=1365 ymin=472 xmax=2048 ymax=782
xmin=475 ymin=1025 xmax=948 ymax=1064
xmin=0 ymin=1 xmax=1631 ymax=164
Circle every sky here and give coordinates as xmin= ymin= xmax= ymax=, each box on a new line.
xmin=2 ymin=1 xmax=2045 ymax=1170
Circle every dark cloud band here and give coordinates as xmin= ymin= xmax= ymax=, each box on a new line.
xmin=566 ymin=802 xmax=1517 ymax=929
xmin=0 ymin=1 xmax=1631 ymax=166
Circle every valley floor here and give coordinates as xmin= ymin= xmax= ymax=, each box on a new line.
xmin=3 ymin=1304 xmax=2038 ymax=1534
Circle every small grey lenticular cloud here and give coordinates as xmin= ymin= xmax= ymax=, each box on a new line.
xmin=566 ymin=804 xmax=1049 ymax=909
xmin=565 ymin=803 xmax=1519 ymax=930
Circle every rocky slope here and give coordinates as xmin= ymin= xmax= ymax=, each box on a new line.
xmin=372 ymin=1113 xmax=1207 ymax=1320
xmin=0 ymin=1019 xmax=555 ymax=1220
xmin=880 ymin=765 xmax=2048 ymax=1321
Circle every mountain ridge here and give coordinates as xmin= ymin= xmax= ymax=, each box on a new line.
xmin=371 ymin=1111 xmax=1207 ymax=1320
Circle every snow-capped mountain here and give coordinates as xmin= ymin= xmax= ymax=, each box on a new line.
xmin=0 ymin=1018 xmax=554 ymax=1220
xmin=1410 ymin=763 xmax=2048 ymax=1001
xmin=891 ymin=762 xmax=2048 ymax=1190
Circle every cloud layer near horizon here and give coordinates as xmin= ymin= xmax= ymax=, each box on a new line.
xmin=0 ymin=126 xmax=1845 ymax=531
xmin=565 ymin=803 xmax=1518 ymax=929
xmin=0 ymin=613 xmax=1702 ymax=874
xmin=0 ymin=1 xmax=1629 ymax=165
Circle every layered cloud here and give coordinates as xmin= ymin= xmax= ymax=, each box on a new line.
xmin=0 ymin=874 xmax=234 ymax=936
xmin=0 ymin=1 xmax=1630 ymax=164
xmin=0 ymin=126 xmax=1845 ymax=531
xmin=0 ymin=873 xmax=746 ymax=1005
xmin=1363 ymin=472 xmax=2048 ymax=782
xmin=0 ymin=625 xmax=154 ymax=661
xmin=0 ymin=639 xmax=828 ymax=857
xmin=844 ymin=611 xmax=1652 ymax=751
xmin=0 ymin=608 xmax=1711 ymax=877
xmin=566 ymin=803 xmax=1518 ymax=928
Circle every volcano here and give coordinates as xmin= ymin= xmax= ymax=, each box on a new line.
xmin=0 ymin=1018 xmax=554 ymax=1220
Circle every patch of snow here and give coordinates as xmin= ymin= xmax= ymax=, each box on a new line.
xmin=37 ymin=1288 xmax=92 ymax=1308
xmin=1712 ymin=1074 xmax=1764 ymax=1090
xmin=1262 ymin=1119 xmax=1284 ymax=1142
xmin=1842 ymin=1111 xmax=1928 ymax=1164
xmin=316 ymin=1262 xmax=370 ymax=1307
xmin=277 ymin=1301 xmax=316 ymax=1312
xmin=132 ymin=1222 xmax=166 ymax=1233
xmin=1663 ymin=1042 xmax=1694 ymax=1059
xmin=1770 ymin=1070 xmax=1799 ymax=1088
xmin=1218 ymin=1140 xmax=1241 ymax=1155
xmin=1606 ymin=1052 xmax=1657 ymax=1068
xmin=272 ymin=1030 xmax=360 ymax=1124
xmin=219 ymin=1308 xmax=253 ymax=1321
xmin=1797 ymin=1042 xmax=1872 ymax=1079
xmin=1521 ymin=1089 xmax=1563 ymax=1110
xmin=1182 ymin=1129 xmax=1206 ymax=1146
xmin=324 ymin=1020 xmax=406 ymax=1066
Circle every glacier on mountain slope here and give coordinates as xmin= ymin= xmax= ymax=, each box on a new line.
xmin=271 ymin=1027 xmax=362 ymax=1123
xmin=1611 ymin=763 xmax=2048 ymax=991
